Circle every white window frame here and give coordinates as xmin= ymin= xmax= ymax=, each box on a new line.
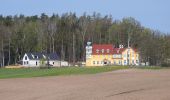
xmin=101 ymin=49 xmax=104 ymax=53
xmin=96 ymin=49 xmax=99 ymax=53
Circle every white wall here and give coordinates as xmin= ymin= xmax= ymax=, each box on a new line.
xmin=49 ymin=60 xmax=60 ymax=67
xmin=29 ymin=60 xmax=40 ymax=67
xmin=61 ymin=61 xmax=69 ymax=66
xmin=22 ymin=54 xmax=30 ymax=67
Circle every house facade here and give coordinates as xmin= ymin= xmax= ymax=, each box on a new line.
xmin=86 ymin=42 xmax=139 ymax=67
xmin=22 ymin=52 xmax=67 ymax=67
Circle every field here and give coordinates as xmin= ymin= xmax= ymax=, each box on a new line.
xmin=0 ymin=68 xmax=170 ymax=100
xmin=0 ymin=66 xmax=129 ymax=79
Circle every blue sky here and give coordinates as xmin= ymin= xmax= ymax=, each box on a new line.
xmin=0 ymin=0 xmax=170 ymax=33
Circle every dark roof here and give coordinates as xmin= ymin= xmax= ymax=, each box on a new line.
xmin=48 ymin=53 xmax=59 ymax=60
xmin=25 ymin=52 xmax=59 ymax=60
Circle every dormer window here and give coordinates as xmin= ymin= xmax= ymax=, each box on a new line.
xmin=101 ymin=49 xmax=104 ymax=53
xmin=34 ymin=55 xmax=38 ymax=59
xmin=96 ymin=49 xmax=99 ymax=53
xmin=107 ymin=49 xmax=110 ymax=53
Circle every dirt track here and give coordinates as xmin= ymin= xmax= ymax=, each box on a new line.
xmin=1 ymin=69 xmax=170 ymax=100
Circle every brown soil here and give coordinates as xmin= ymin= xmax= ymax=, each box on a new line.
xmin=1 ymin=69 xmax=170 ymax=100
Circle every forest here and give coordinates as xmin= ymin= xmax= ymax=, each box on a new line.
xmin=0 ymin=12 xmax=170 ymax=67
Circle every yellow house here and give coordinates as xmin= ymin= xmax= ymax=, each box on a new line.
xmin=86 ymin=43 xmax=139 ymax=67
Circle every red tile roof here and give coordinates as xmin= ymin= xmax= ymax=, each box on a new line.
xmin=92 ymin=44 xmax=113 ymax=55
xmin=113 ymin=48 xmax=126 ymax=54
xmin=92 ymin=44 xmax=137 ymax=55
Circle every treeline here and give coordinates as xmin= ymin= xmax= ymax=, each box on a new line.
xmin=0 ymin=12 xmax=170 ymax=67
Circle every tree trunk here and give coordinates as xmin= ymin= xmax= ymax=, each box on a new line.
xmin=8 ymin=38 xmax=11 ymax=66
xmin=99 ymin=32 xmax=101 ymax=44
xmin=61 ymin=39 xmax=64 ymax=60
xmin=72 ymin=32 xmax=75 ymax=66
xmin=52 ymin=37 xmax=55 ymax=53
xmin=1 ymin=39 xmax=4 ymax=67
xmin=82 ymin=32 xmax=85 ymax=62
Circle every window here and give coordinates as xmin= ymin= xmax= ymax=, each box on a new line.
xmin=101 ymin=49 xmax=104 ymax=53
xmin=107 ymin=49 xmax=110 ymax=53
xmin=97 ymin=61 xmax=99 ymax=64
xmin=124 ymin=60 xmax=126 ymax=64
xmin=27 ymin=61 xmax=28 ymax=64
xmin=96 ymin=49 xmax=99 ymax=53
xmin=114 ymin=61 xmax=116 ymax=65
xmin=119 ymin=60 xmax=121 ymax=65
xmin=25 ymin=56 xmax=27 ymax=60
xmin=36 ymin=62 xmax=37 ymax=66
xmin=35 ymin=56 xmax=38 ymax=59
xmin=136 ymin=60 xmax=139 ymax=64
xmin=93 ymin=61 xmax=95 ymax=65
xmin=132 ymin=60 xmax=134 ymax=64
xmin=113 ymin=54 xmax=116 ymax=58
xmin=87 ymin=49 xmax=90 ymax=52
xmin=118 ymin=54 xmax=122 ymax=58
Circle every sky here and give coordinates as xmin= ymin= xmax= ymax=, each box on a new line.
xmin=0 ymin=0 xmax=170 ymax=33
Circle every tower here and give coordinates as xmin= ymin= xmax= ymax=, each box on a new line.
xmin=86 ymin=42 xmax=92 ymax=60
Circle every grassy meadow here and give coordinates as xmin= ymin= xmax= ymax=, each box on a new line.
xmin=0 ymin=66 xmax=129 ymax=79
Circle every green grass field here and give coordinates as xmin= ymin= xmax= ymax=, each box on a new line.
xmin=0 ymin=66 xmax=128 ymax=79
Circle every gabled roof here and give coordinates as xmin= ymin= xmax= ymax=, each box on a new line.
xmin=25 ymin=52 xmax=59 ymax=60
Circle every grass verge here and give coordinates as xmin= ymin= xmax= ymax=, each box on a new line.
xmin=0 ymin=66 xmax=128 ymax=79
xmin=136 ymin=66 xmax=164 ymax=70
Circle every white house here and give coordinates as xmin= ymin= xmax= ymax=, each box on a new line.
xmin=22 ymin=52 xmax=68 ymax=67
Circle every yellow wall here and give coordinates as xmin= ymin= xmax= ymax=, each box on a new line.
xmin=86 ymin=55 xmax=122 ymax=67
xmin=86 ymin=55 xmax=111 ymax=67
xmin=121 ymin=48 xmax=139 ymax=65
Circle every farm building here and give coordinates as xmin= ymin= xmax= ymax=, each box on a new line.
xmin=22 ymin=52 xmax=68 ymax=67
